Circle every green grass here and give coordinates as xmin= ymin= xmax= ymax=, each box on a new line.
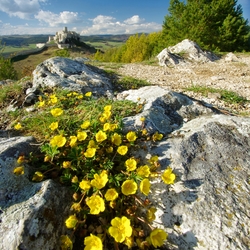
xmin=2 ymin=44 xmax=37 ymax=54
xmin=185 ymin=85 xmax=249 ymax=105
xmin=85 ymin=41 xmax=124 ymax=51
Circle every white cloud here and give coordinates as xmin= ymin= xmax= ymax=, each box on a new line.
xmin=81 ymin=15 xmax=161 ymax=35
xmin=35 ymin=10 xmax=79 ymax=27
xmin=124 ymin=15 xmax=144 ymax=25
xmin=0 ymin=0 xmax=46 ymax=19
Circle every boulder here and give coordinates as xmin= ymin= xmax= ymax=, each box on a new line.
xmin=0 ymin=135 xmax=72 ymax=250
xmin=117 ymin=86 xmax=214 ymax=134
xmin=157 ymin=39 xmax=219 ymax=67
xmin=224 ymin=52 xmax=239 ymax=62
xmin=32 ymin=57 xmax=114 ymax=97
xmin=148 ymin=114 xmax=250 ymax=250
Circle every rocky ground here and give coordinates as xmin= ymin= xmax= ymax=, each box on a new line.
xmin=117 ymin=54 xmax=250 ymax=115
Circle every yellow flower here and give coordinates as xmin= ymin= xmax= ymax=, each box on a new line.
xmin=104 ymin=105 xmax=112 ymax=111
xmin=125 ymin=158 xmax=137 ymax=171
xmin=140 ymin=116 xmax=146 ymax=122
xmin=124 ymin=237 xmax=133 ymax=249
xmin=108 ymin=216 xmax=132 ymax=243
xmin=38 ymin=100 xmax=45 ymax=107
xmin=13 ymin=166 xmax=24 ymax=175
xmin=14 ymin=123 xmax=22 ymax=130
xmin=142 ymin=128 xmax=148 ymax=135
xmin=17 ymin=155 xmax=25 ymax=164
xmin=140 ymin=178 xmax=151 ymax=196
xmin=85 ymin=92 xmax=92 ymax=97
xmin=77 ymin=131 xmax=87 ymax=141
xmin=65 ymin=215 xmax=78 ymax=229
xmin=109 ymin=201 xmax=116 ymax=209
xmin=106 ymin=146 xmax=113 ymax=153
xmin=99 ymin=116 xmax=106 ymax=123
xmin=149 ymin=228 xmax=167 ymax=248
xmin=62 ymin=161 xmax=71 ymax=168
xmin=111 ymin=133 xmax=122 ymax=146
xmin=49 ymin=121 xmax=58 ymax=131
xmin=121 ymin=179 xmax=137 ymax=195
xmin=109 ymin=123 xmax=118 ymax=131
xmin=71 ymin=176 xmax=79 ymax=183
xmin=137 ymin=165 xmax=150 ymax=177
xmin=70 ymin=203 xmax=82 ymax=212
xmin=50 ymin=135 xmax=66 ymax=147
xmin=84 ymin=148 xmax=96 ymax=158
xmin=103 ymin=110 xmax=111 ymax=120
xmin=103 ymin=123 xmax=110 ymax=131
xmin=51 ymin=108 xmax=63 ymax=117
xmin=126 ymin=131 xmax=137 ymax=142
xmin=77 ymin=94 xmax=83 ymax=99
xmin=91 ymin=170 xmax=108 ymax=189
xmin=32 ymin=171 xmax=44 ymax=182
xmin=161 ymin=167 xmax=176 ymax=184
xmin=50 ymin=94 xmax=58 ymax=104
xmin=84 ymin=234 xmax=103 ymax=250
xmin=105 ymin=188 xmax=119 ymax=201
xmin=153 ymin=131 xmax=163 ymax=141
xmin=87 ymin=140 xmax=99 ymax=149
xmin=95 ymin=130 xmax=107 ymax=143
xmin=69 ymin=136 xmax=77 ymax=147
xmin=117 ymin=145 xmax=128 ymax=155
xmin=60 ymin=235 xmax=73 ymax=250
xmin=79 ymin=180 xmax=91 ymax=191
xmin=147 ymin=207 xmax=157 ymax=222
xmin=149 ymin=155 xmax=158 ymax=164
xmin=81 ymin=120 xmax=91 ymax=129
xmin=86 ymin=195 xmax=105 ymax=214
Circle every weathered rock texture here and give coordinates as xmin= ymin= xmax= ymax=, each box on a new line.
xmin=149 ymin=114 xmax=250 ymax=250
xmin=32 ymin=57 xmax=113 ymax=97
xmin=0 ymin=135 xmax=72 ymax=250
xmin=157 ymin=39 xmax=219 ymax=67
xmin=118 ymin=86 xmax=250 ymax=249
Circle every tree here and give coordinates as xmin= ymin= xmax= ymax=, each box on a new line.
xmin=162 ymin=0 xmax=250 ymax=51
xmin=0 ymin=45 xmax=17 ymax=80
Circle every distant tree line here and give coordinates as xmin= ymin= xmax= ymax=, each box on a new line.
xmin=95 ymin=0 xmax=250 ymax=63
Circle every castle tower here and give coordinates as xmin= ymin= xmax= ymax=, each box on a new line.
xmin=64 ymin=27 xmax=68 ymax=33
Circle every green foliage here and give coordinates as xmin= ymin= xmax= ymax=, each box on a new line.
xmin=54 ymin=48 xmax=70 ymax=57
xmin=0 ymin=45 xmax=18 ymax=80
xmin=185 ymin=85 xmax=249 ymax=105
xmin=162 ymin=0 xmax=250 ymax=52
xmin=94 ymin=32 xmax=163 ymax=63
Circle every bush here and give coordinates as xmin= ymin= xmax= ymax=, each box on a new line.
xmin=0 ymin=48 xmax=18 ymax=80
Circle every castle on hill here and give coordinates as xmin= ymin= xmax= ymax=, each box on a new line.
xmin=48 ymin=27 xmax=80 ymax=49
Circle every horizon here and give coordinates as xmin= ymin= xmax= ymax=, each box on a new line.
xmin=0 ymin=0 xmax=249 ymax=36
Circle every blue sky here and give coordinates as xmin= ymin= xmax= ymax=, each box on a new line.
xmin=0 ymin=0 xmax=249 ymax=36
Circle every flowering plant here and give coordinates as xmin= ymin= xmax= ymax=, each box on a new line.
xmin=14 ymin=91 xmax=176 ymax=249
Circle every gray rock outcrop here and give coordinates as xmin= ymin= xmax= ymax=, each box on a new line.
xmin=0 ymin=135 xmax=72 ymax=250
xmin=157 ymin=39 xmax=219 ymax=67
xmin=32 ymin=57 xmax=113 ymax=97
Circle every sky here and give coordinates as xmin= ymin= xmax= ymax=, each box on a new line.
xmin=0 ymin=0 xmax=249 ymax=36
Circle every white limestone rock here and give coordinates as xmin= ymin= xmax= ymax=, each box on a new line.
xmin=157 ymin=39 xmax=219 ymax=67
xmin=0 ymin=135 xmax=72 ymax=250
xmin=117 ymin=86 xmax=213 ymax=134
xmin=32 ymin=57 xmax=114 ymax=97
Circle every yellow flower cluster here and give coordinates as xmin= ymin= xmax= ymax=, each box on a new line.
xmin=23 ymin=91 xmax=176 ymax=249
